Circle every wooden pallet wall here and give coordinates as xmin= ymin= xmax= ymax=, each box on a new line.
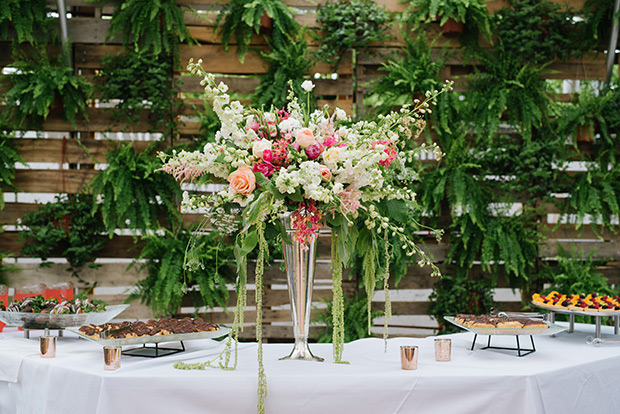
xmin=1 ymin=0 xmax=617 ymax=340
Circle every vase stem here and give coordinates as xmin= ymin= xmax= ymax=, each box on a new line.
xmin=279 ymin=213 xmax=324 ymax=362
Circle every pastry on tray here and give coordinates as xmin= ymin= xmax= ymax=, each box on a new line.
xmin=454 ymin=314 xmax=549 ymax=329
xmin=532 ymin=292 xmax=620 ymax=312
xmin=79 ymin=317 xmax=219 ymax=340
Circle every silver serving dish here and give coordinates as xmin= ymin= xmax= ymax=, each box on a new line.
xmin=0 ymin=304 xmax=129 ymax=330
xmin=444 ymin=316 xmax=568 ymax=336
xmin=68 ymin=326 xmax=231 ymax=346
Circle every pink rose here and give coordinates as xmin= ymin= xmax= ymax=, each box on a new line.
xmin=295 ymin=128 xmax=317 ymax=148
xmin=305 ymin=143 xmax=324 ymax=160
xmin=319 ymin=165 xmax=331 ymax=181
xmin=262 ymin=149 xmax=273 ymax=163
xmin=252 ymin=162 xmax=275 ymax=178
xmin=228 ymin=165 xmax=256 ymax=195
xmin=323 ymin=135 xmax=338 ymax=148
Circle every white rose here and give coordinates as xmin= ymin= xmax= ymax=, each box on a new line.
xmin=323 ymin=147 xmax=342 ymax=166
xmin=301 ymin=80 xmax=315 ymax=92
xmin=252 ymin=139 xmax=272 ymax=159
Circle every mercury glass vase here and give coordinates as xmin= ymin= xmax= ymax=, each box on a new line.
xmin=279 ymin=213 xmax=324 ymax=362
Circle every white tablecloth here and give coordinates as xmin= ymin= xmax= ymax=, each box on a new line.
xmin=1 ymin=324 xmax=620 ymax=414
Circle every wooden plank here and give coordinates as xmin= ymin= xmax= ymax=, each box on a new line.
xmin=0 ymin=231 xmax=143 ymax=258
xmin=540 ymin=241 xmax=620 ymax=260
xmin=8 ymin=169 xmax=96 ymax=193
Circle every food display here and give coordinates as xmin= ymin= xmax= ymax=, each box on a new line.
xmin=0 ymin=295 xmax=106 ymax=314
xmin=532 ymin=291 xmax=620 ymax=312
xmin=454 ymin=314 xmax=549 ymax=329
xmin=79 ymin=317 xmax=220 ymax=340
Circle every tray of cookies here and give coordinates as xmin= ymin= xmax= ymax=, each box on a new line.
xmin=69 ymin=317 xmax=230 ymax=346
xmin=445 ymin=315 xmax=568 ymax=336
xmin=531 ymin=291 xmax=620 ymax=316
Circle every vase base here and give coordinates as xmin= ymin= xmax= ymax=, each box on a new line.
xmin=280 ymin=346 xmax=324 ymax=362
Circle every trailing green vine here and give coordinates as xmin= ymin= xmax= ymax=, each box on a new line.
xmin=0 ymin=131 xmax=23 ymax=210
xmin=255 ymin=221 xmax=268 ymax=414
xmin=330 ymin=232 xmax=347 ymax=363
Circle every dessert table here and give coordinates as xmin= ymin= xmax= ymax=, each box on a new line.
xmin=1 ymin=323 xmax=619 ymax=414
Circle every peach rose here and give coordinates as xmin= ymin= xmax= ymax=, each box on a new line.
xmin=228 ymin=165 xmax=256 ymax=196
xmin=252 ymin=139 xmax=272 ymax=159
xmin=319 ymin=165 xmax=331 ymax=181
xmin=295 ymin=128 xmax=317 ymax=148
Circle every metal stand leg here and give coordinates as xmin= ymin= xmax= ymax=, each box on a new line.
xmin=471 ymin=334 xmax=478 ymax=351
xmin=614 ymin=316 xmax=619 ymax=335
xmin=569 ymin=314 xmax=575 ymax=333
xmin=58 ymin=330 xmax=63 ymax=337
xmin=24 ymin=329 xmax=30 ymax=339
xmin=550 ymin=312 xmax=556 ymax=337
xmin=595 ymin=316 xmax=602 ymax=339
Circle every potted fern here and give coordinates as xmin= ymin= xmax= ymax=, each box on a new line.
xmin=1 ymin=54 xmax=92 ymax=129
xmin=0 ymin=130 xmax=23 ymax=210
xmin=107 ymin=0 xmax=194 ymax=58
xmin=404 ymin=0 xmax=491 ymax=39
xmin=216 ymin=0 xmax=299 ymax=63
xmin=557 ymin=85 xmax=613 ymax=144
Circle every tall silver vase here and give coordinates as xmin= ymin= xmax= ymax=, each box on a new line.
xmin=279 ymin=213 xmax=324 ymax=362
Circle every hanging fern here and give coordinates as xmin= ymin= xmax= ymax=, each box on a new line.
xmin=0 ymin=131 xmax=23 ymax=210
xmin=365 ymin=34 xmax=448 ymax=114
xmin=216 ymin=0 xmax=299 ymax=63
xmin=128 ymin=227 xmax=234 ymax=317
xmin=107 ymin=0 xmax=195 ymax=58
xmin=253 ymin=34 xmax=315 ymax=109
xmin=1 ymin=54 xmax=93 ymax=129
xmin=18 ymin=194 xmax=107 ymax=276
xmin=89 ymin=142 xmax=181 ymax=236
xmin=0 ymin=0 xmax=53 ymax=44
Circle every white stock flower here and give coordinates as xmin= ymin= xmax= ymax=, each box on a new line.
xmin=335 ymin=108 xmax=347 ymax=121
xmin=301 ymin=80 xmax=315 ymax=92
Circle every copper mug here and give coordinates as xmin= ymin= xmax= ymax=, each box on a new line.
xmin=40 ymin=336 xmax=56 ymax=358
xmin=103 ymin=346 xmax=122 ymax=371
xmin=400 ymin=345 xmax=418 ymax=370
xmin=434 ymin=338 xmax=451 ymax=362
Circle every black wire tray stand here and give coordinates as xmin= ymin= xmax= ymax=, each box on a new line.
xmin=444 ymin=316 xmax=568 ymax=357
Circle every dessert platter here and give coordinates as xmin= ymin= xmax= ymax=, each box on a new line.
xmin=0 ymin=295 xmax=129 ymax=331
xmin=445 ymin=314 xmax=568 ymax=356
xmin=70 ymin=317 xmax=230 ymax=357
xmin=531 ymin=291 xmax=620 ymax=339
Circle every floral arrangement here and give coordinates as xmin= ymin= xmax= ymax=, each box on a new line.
xmin=161 ymin=59 xmax=451 ymax=413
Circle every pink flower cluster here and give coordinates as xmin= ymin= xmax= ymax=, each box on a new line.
xmin=291 ymin=200 xmax=323 ymax=248
xmin=372 ymin=140 xmax=398 ymax=167
xmin=158 ymin=163 xmax=205 ymax=184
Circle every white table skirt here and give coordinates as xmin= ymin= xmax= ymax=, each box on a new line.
xmin=1 ymin=323 xmax=620 ymax=414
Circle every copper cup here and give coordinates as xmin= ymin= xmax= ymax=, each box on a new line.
xmin=103 ymin=346 xmax=121 ymax=371
xmin=434 ymin=338 xmax=451 ymax=362
xmin=40 ymin=336 xmax=56 ymax=358
xmin=400 ymin=345 xmax=418 ymax=370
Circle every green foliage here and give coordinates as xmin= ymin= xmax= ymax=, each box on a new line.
xmin=428 ymin=275 xmax=494 ymax=333
xmin=18 ymin=194 xmax=107 ymax=276
xmin=493 ymin=0 xmax=583 ymax=64
xmin=89 ymin=143 xmax=181 ymax=236
xmin=216 ymin=0 xmax=299 ymax=63
xmin=0 ymin=0 xmax=53 ymax=44
xmin=580 ymin=0 xmax=616 ymax=48
xmin=128 ymin=227 xmax=234 ymax=317
xmin=315 ymin=291 xmax=380 ymax=343
xmin=562 ymin=163 xmax=620 ymax=235
xmin=1 ymin=54 xmax=93 ymax=129
xmin=365 ymin=34 xmax=447 ymax=114
xmin=535 ymin=245 xmax=617 ymax=324
xmin=466 ymin=53 xmax=552 ymax=141
xmin=253 ymin=34 xmax=315 ymax=109
xmin=315 ymin=0 xmax=391 ymax=70
xmin=404 ymin=0 xmax=492 ymax=43
xmin=0 ymin=131 xmax=23 ymax=210
xmin=97 ymin=50 xmax=180 ymax=135
xmin=108 ymin=0 xmax=194 ymax=58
